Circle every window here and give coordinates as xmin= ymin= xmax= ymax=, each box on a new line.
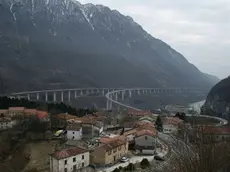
xmin=73 ymin=132 xmax=75 ymax=134
xmin=72 ymin=136 xmax=75 ymax=139
xmin=118 ymin=146 xmax=121 ymax=150
xmin=64 ymin=168 xmax=67 ymax=172
xmin=64 ymin=160 xmax=67 ymax=165
xmin=82 ymin=162 xmax=84 ymax=167
xmin=82 ymin=155 xmax=84 ymax=159
xmin=73 ymin=165 xmax=76 ymax=171
xmin=73 ymin=157 xmax=76 ymax=162
xmin=145 ymin=136 xmax=148 ymax=140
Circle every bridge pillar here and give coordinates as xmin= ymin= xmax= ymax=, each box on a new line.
xmin=137 ymin=90 xmax=140 ymax=95
xmin=74 ymin=90 xmax=77 ymax=99
xmin=17 ymin=95 xmax=21 ymax=99
xmin=61 ymin=91 xmax=64 ymax=102
xmin=115 ymin=93 xmax=118 ymax=101
xmin=102 ymin=89 xmax=105 ymax=96
xmin=129 ymin=90 xmax=132 ymax=98
xmin=80 ymin=90 xmax=83 ymax=96
xmin=36 ymin=93 xmax=40 ymax=101
xmin=109 ymin=100 xmax=112 ymax=110
xmin=68 ymin=91 xmax=71 ymax=102
xmin=121 ymin=91 xmax=125 ymax=101
xmin=86 ymin=89 xmax=89 ymax=94
xmin=45 ymin=92 xmax=48 ymax=102
xmin=91 ymin=89 xmax=94 ymax=94
xmin=106 ymin=99 xmax=112 ymax=110
xmin=27 ymin=94 xmax=30 ymax=101
xmin=53 ymin=92 xmax=56 ymax=102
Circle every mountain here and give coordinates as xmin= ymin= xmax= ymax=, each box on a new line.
xmin=202 ymin=76 xmax=230 ymax=119
xmin=0 ymin=0 xmax=217 ymax=93
xmin=203 ymin=73 xmax=220 ymax=84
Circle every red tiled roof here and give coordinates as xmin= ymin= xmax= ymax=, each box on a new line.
xmin=163 ymin=117 xmax=183 ymax=126
xmin=128 ymin=109 xmax=152 ymax=116
xmin=8 ymin=107 xmax=25 ymax=111
xmin=52 ymin=147 xmax=88 ymax=160
xmin=36 ymin=111 xmax=48 ymax=119
xmin=67 ymin=123 xmax=82 ymax=131
xmin=57 ymin=113 xmax=76 ymax=120
xmin=200 ymin=126 xmax=230 ymax=135
xmin=24 ymin=109 xmax=37 ymax=114
xmin=136 ymin=129 xmax=157 ymax=137
xmin=135 ymin=122 xmax=155 ymax=130
xmin=99 ymin=136 xmax=127 ymax=151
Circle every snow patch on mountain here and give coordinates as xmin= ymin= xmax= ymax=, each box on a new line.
xmin=80 ymin=8 xmax=95 ymax=30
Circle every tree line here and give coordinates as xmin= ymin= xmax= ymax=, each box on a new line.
xmin=0 ymin=97 xmax=97 ymax=117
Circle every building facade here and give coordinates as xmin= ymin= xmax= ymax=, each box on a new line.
xmin=50 ymin=147 xmax=89 ymax=172
xmin=67 ymin=123 xmax=83 ymax=140
xmin=135 ymin=129 xmax=157 ymax=155
xmin=90 ymin=136 xmax=128 ymax=166
xmin=8 ymin=107 xmax=26 ymax=117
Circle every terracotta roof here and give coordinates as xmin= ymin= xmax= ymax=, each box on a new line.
xmin=67 ymin=123 xmax=82 ymax=131
xmin=36 ymin=111 xmax=48 ymax=119
xmin=200 ymin=126 xmax=230 ymax=135
xmin=128 ymin=109 xmax=152 ymax=116
xmin=135 ymin=122 xmax=156 ymax=130
xmin=24 ymin=109 xmax=37 ymax=114
xmin=8 ymin=107 xmax=25 ymax=111
xmin=163 ymin=117 xmax=183 ymax=126
xmin=136 ymin=129 xmax=157 ymax=137
xmin=57 ymin=113 xmax=76 ymax=120
xmin=99 ymin=136 xmax=127 ymax=151
xmin=52 ymin=147 xmax=88 ymax=160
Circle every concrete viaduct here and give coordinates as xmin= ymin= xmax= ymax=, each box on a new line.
xmin=10 ymin=87 xmax=209 ymax=111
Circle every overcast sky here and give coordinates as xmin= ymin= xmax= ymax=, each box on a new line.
xmin=79 ymin=0 xmax=230 ymax=79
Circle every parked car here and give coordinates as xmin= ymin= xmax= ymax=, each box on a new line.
xmin=120 ymin=156 xmax=129 ymax=163
xmin=154 ymin=155 xmax=165 ymax=161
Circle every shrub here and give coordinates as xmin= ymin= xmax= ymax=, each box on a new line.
xmin=140 ymin=158 xmax=150 ymax=169
xmin=112 ymin=168 xmax=120 ymax=172
xmin=124 ymin=163 xmax=135 ymax=171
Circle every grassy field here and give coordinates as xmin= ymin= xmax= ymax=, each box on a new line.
xmin=23 ymin=141 xmax=60 ymax=172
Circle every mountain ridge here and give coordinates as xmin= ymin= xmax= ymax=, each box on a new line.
xmin=0 ymin=0 xmax=218 ymax=93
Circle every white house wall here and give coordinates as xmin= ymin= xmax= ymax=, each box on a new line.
xmin=135 ymin=135 xmax=156 ymax=147
xmin=67 ymin=128 xmax=82 ymax=140
xmin=51 ymin=152 xmax=90 ymax=172
xmin=163 ymin=124 xmax=178 ymax=134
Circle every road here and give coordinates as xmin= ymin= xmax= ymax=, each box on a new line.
xmin=97 ymin=155 xmax=154 ymax=172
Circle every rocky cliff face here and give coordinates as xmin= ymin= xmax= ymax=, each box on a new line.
xmin=0 ymin=0 xmax=217 ymax=93
xmin=202 ymin=77 xmax=230 ymax=120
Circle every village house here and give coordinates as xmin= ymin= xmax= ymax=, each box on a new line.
xmin=197 ymin=126 xmax=230 ymax=142
xmin=163 ymin=117 xmax=184 ymax=134
xmin=67 ymin=123 xmax=82 ymax=140
xmin=138 ymin=116 xmax=156 ymax=123
xmin=90 ymin=136 xmax=128 ymax=166
xmin=0 ymin=117 xmax=17 ymax=131
xmin=135 ymin=129 xmax=157 ymax=155
xmin=128 ymin=109 xmax=152 ymax=117
xmin=8 ymin=107 xmax=26 ymax=117
xmin=0 ymin=109 xmax=8 ymax=116
xmin=55 ymin=113 xmax=76 ymax=128
xmin=24 ymin=109 xmax=37 ymax=116
xmin=50 ymin=146 xmax=90 ymax=172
